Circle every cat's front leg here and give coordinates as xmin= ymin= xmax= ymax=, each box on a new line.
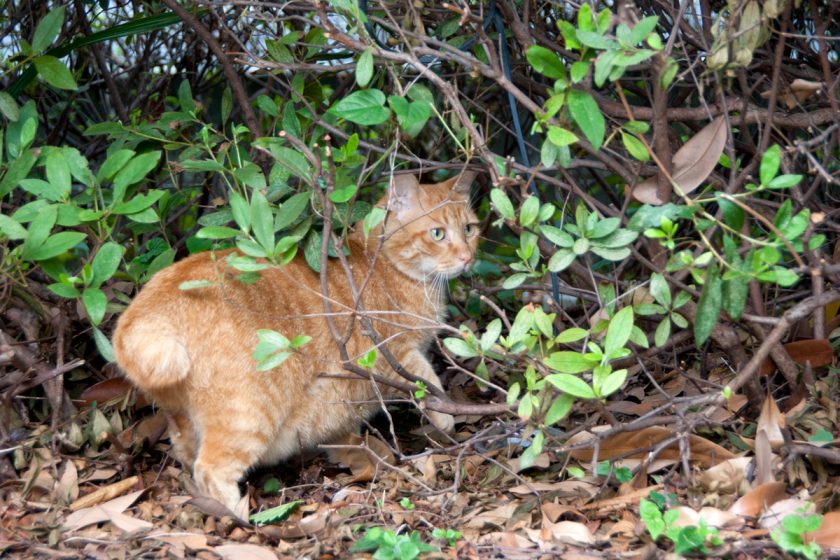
xmin=395 ymin=349 xmax=455 ymax=432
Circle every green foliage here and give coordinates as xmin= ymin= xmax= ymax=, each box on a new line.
xmin=351 ymin=527 xmax=438 ymax=560
xmin=431 ymin=528 xmax=463 ymax=548
xmin=770 ymin=512 xmax=822 ymax=560
xmin=640 ymin=498 xmax=722 ymax=555
xmin=249 ymin=500 xmax=304 ymax=526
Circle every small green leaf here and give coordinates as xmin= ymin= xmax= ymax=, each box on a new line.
xmin=604 ymin=306 xmax=634 ymax=357
xmin=356 ymin=48 xmax=374 ymax=87
xmin=33 ymin=55 xmax=77 ymax=90
xmin=83 ymin=287 xmax=107 ymax=326
xmin=544 ymin=351 xmax=592 ymax=374
xmin=548 ymin=249 xmax=576 ymax=272
xmin=490 ymin=188 xmax=515 ymax=220
xmin=547 ymin=126 xmax=579 ymax=147
xmin=32 ymin=6 xmax=66 ymax=52
xmin=722 ymin=276 xmax=748 ymax=320
xmin=767 ymin=174 xmax=802 ymax=189
xmin=695 ymin=265 xmax=723 ymax=347
xmin=329 ymin=89 xmax=390 ymax=125
xmin=112 ymin=151 xmax=161 ymax=203
xmin=654 ymin=317 xmax=671 ymax=347
xmin=387 ymin=95 xmax=431 ymax=138
xmin=91 ymin=242 xmax=124 ymax=287
xmin=760 ymin=144 xmax=781 ymax=186
xmin=27 ymin=231 xmax=86 ymax=261
xmin=250 ymin=500 xmax=304 ymax=526
xmin=525 ymin=45 xmax=566 ymax=79
xmin=443 ymin=337 xmax=478 ymax=358
xmin=0 ymin=92 xmax=20 ymax=121
xmin=545 ymin=394 xmax=575 ymax=425
xmin=568 ymin=90 xmax=605 ymax=150
xmin=92 ymin=326 xmax=116 ymax=362
xmin=197 ymin=225 xmax=241 ymax=240
xmin=546 ymin=373 xmax=597 ymax=399
xmin=250 ymin=190 xmax=274 ymax=252
xmin=621 ymin=131 xmax=649 ymax=161
xmin=598 ymin=369 xmax=627 ymax=397
xmin=0 ymin=214 xmax=26 ymax=240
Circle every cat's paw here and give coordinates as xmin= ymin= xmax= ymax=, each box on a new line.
xmin=429 ymin=410 xmax=455 ymax=433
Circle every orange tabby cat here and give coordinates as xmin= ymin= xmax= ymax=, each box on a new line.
xmin=112 ymin=171 xmax=478 ymax=514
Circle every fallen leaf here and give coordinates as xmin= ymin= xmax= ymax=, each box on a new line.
xmin=805 ymin=511 xmax=840 ymax=548
xmin=699 ymin=457 xmax=752 ymax=494
xmin=632 ymin=117 xmax=727 ymax=205
xmin=70 ymin=475 xmax=140 ymax=511
xmin=185 ymin=496 xmax=250 ymax=527
xmin=759 ymin=498 xmax=815 ymax=530
xmin=509 ymin=480 xmax=598 ymax=498
xmin=548 ymin=520 xmax=596 ymax=545
xmin=79 ymin=377 xmax=146 ymax=407
xmin=144 ymin=532 xmax=210 ymax=551
xmin=566 ymin=426 xmax=734 ymax=468
xmin=757 ymin=395 xmax=785 ymax=452
xmin=729 ymin=482 xmax=787 ymax=517
xmin=55 ymin=460 xmax=78 ymax=504
xmin=213 ymin=544 xmax=278 ymax=560
xmin=63 ymin=489 xmax=151 ymax=532
xmin=326 ymin=433 xmax=396 ymax=483
xmin=758 ymin=339 xmax=834 ymax=376
xmin=670 ymin=506 xmax=744 ymax=529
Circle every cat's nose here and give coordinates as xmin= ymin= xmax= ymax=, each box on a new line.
xmin=457 ymin=249 xmax=473 ymax=265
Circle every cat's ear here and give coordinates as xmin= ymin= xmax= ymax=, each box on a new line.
xmin=388 ymin=173 xmax=420 ymax=216
xmin=450 ymin=170 xmax=477 ymax=197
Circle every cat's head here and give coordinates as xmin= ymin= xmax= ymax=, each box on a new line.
xmin=373 ymin=171 xmax=480 ymax=282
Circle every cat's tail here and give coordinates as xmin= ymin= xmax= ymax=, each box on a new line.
xmin=113 ymin=315 xmax=192 ymax=390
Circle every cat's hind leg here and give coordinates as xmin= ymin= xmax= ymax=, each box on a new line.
xmin=167 ymin=411 xmax=198 ymax=467
xmin=192 ymin=417 xmax=270 ymax=518
xmin=395 ymin=349 xmax=455 ymax=432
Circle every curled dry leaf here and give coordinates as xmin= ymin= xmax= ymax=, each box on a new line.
xmin=698 ymin=456 xmax=752 ymax=494
xmin=70 ymin=475 xmax=139 ymax=511
xmin=729 ymin=482 xmax=787 ymax=517
xmin=757 ymin=396 xmax=786 ymax=452
xmin=670 ymin=506 xmax=744 ymax=529
xmin=55 ymin=460 xmax=79 ymax=505
xmin=547 ymin=520 xmax=596 ymax=546
xmin=632 ymin=116 xmax=727 ymax=205
xmin=566 ymin=425 xmax=734 ymax=468
xmin=185 ymin=496 xmax=251 ymax=526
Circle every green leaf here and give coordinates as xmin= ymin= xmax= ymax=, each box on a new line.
xmin=27 ymin=231 xmax=85 ymax=261
xmin=548 ymin=249 xmax=576 ymax=272
xmin=0 ymin=92 xmax=20 ymax=121
xmin=695 ymin=265 xmax=723 ymax=347
xmin=93 ymin=326 xmax=116 ymax=362
xmin=555 ymin=327 xmax=588 ymax=344
xmin=722 ymin=276 xmax=748 ymax=320
xmin=490 ymin=188 xmax=515 ymax=220
xmin=640 ymin=499 xmax=665 ymax=540
xmin=576 ymin=30 xmax=617 ymax=50
xmin=541 ymin=225 xmax=574 ymax=248
xmin=767 ymin=174 xmax=802 ymax=189
xmin=544 ymin=351 xmax=592 ymax=373
xmin=760 ymin=144 xmax=781 ymax=186
xmin=178 ymin=80 xmax=195 ymax=112
xmin=519 ymin=196 xmax=540 ymax=227
xmin=0 ymin=214 xmax=26 ymax=240
xmin=250 ymin=190 xmax=274 ymax=252
xmin=622 ymin=131 xmax=649 ymax=161
xmin=275 ymin=192 xmax=310 ymax=231
xmin=654 ymin=317 xmax=671 ymax=347
xmin=630 ymin=16 xmax=659 ymax=44
xmin=45 ymin=148 xmax=71 ymax=199
xmin=526 ymin=45 xmax=566 ymax=79
xmin=111 ymin=190 xmax=165 ymax=215
xmin=546 ymin=374 xmax=596 ymax=399
xmin=649 ymin=273 xmax=671 ymax=307
xmin=91 ymin=242 xmax=124 ymax=287
xmin=48 ymin=282 xmax=80 ymax=298
xmin=443 ymin=337 xmax=478 ymax=358
xmin=547 ymin=126 xmax=579 ymax=147
xmin=599 ymin=369 xmax=627 ymax=397
xmin=97 ymin=149 xmax=135 ymax=182
xmin=329 ymin=89 xmax=390 ymax=125
xmin=388 ymin=95 xmax=431 ymax=138
xmin=546 ymin=394 xmax=575 ymax=425
xmin=570 ymin=61 xmax=589 ymax=83
xmin=604 ymin=306 xmax=634 ymax=357
xmin=303 ymin=229 xmax=322 ymax=272
xmin=356 ymin=48 xmax=374 ymax=87
xmin=568 ymin=90 xmax=605 ymax=150
xmin=32 ymin=6 xmax=66 ymax=52
xmin=83 ymin=287 xmax=107 ymax=326
xmin=250 ymin=500 xmax=304 ymax=526
xmin=33 ymin=55 xmax=77 ymax=90
xmin=502 ymin=273 xmax=527 ymax=290
xmin=261 ymin=143 xmax=312 ymax=184
xmin=112 ymin=151 xmax=161 ymax=203
xmin=197 ymin=225 xmax=241 ymax=240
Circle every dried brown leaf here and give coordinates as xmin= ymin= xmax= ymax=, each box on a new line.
xmin=757 ymin=395 xmax=785 ymax=452
xmin=70 ymin=475 xmax=139 ymax=511
xmin=145 ymin=532 xmax=210 ymax=551
xmin=632 ymin=117 xmax=727 ymax=205
xmin=567 ymin=426 xmax=734 ymax=468
xmin=63 ymin=489 xmax=150 ymax=532
xmin=55 ymin=460 xmax=78 ymax=504
xmin=213 ymin=544 xmax=278 ymax=560
xmin=698 ymin=457 xmax=751 ymax=494
xmin=185 ymin=496 xmax=250 ymax=526
xmin=729 ymin=481 xmax=788 ymax=517
xmin=759 ymin=339 xmax=835 ymax=376
xmin=805 ymin=511 xmax=840 ymax=549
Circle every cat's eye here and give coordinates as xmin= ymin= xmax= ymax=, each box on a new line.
xmin=464 ymin=223 xmax=478 ymax=236
xmin=430 ymin=227 xmax=446 ymax=241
